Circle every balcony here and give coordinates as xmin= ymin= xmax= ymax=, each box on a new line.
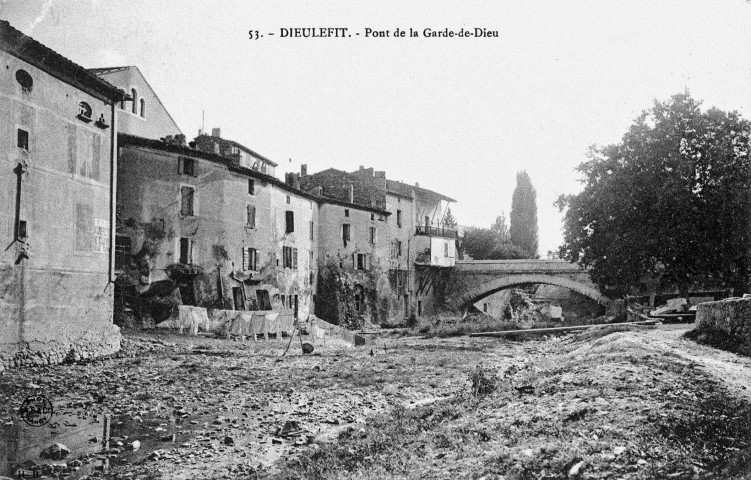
xmin=415 ymin=225 xmax=458 ymax=238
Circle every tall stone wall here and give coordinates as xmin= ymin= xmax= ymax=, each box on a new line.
xmin=696 ymin=298 xmax=751 ymax=342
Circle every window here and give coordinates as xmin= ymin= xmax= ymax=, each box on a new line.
xmin=444 ymin=241 xmax=449 ymax=257
xmin=140 ymin=98 xmax=145 ymax=118
xmin=354 ymin=285 xmax=364 ymax=312
xmin=397 ymin=210 xmax=402 ymax=228
xmin=115 ymin=235 xmax=132 ymax=269
xmin=17 ymin=128 xmax=29 ymax=151
xmin=77 ymin=102 xmax=92 ymax=121
xmin=344 ymin=209 xmax=349 ymax=217
xmin=342 ymin=223 xmax=351 ymax=246
xmin=243 ymin=247 xmax=259 ymax=271
xmin=418 ymin=300 xmax=423 ymax=317
xmin=178 ymin=157 xmax=196 ymax=176
xmin=283 ymin=246 xmax=298 ymax=269
xmin=309 ymin=220 xmax=314 ymax=241
xmin=286 ymin=195 xmax=291 ymax=204
xmin=371 ymin=213 xmax=375 ymax=221
xmin=280 ymin=295 xmax=286 ymax=307
xmin=248 ymin=179 xmax=255 ymax=195
xmin=392 ymin=240 xmax=402 ymax=258
xmin=285 ymin=211 xmax=294 ymax=233
xmin=180 ymin=186 xmax=195 ymax=216
xmin=131 ymin=88 xmax=138 ymax=114
xmin=179 ymin=238 xmax=193 ymax=264
xmin=424 ymin=216 xmax=430 ymax=228
xmin=369 ymin=226 xmax=377 ymax=244
xmin=246 ymin=205 xmax=256 ymax=228
xmin=355 ymin=253 xmax=367 ymax=271
xmin=483 ymin=303 xmax=488 ymax=313
xmin=15 ymin=69 xmax=33 ymax=93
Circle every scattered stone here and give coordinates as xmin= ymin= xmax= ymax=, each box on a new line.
xmin=223 ymin=436 xmax=235 ymax=446
xmin=127 ymin=440 xmax=141 ymax=451
xmin=568 ymin=460 xmax=585 ymax=477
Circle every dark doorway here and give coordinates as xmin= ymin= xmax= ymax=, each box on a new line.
xmin=292 ymin=294 xmax=299 ymax=318
xmin=256 ymin=289 xmax=272 ymax=310
xmin=172 ymin=273 xmax=196 ymax=306
xmin=233 ymin=286 xmax=245 ymax=310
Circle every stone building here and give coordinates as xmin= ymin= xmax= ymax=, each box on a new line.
xmin=194 ymin=128 xmax=277 ymax=176
xmin=0 ymin=21 xmax=126 ymax=368
xmin=116 ymin=133 xmax=317 ymax=320
xmin=89 ymin=65 xmax=182 ymax=140
xmin=302 ymin=165 xmax=456 ymax=325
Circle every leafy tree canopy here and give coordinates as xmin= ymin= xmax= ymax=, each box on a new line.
xmin=557 ymin=92 xmax=751 ymax=297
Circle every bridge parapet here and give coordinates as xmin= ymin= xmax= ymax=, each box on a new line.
xmin=455 ymin=259 xmax=587 ymax=274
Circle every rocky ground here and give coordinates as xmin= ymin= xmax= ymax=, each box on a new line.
xmin=1 ymin=324 xmax=750 ymax=479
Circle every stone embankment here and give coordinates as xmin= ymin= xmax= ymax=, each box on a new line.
xmin=696 ymin=297 xmax=751 ymax=343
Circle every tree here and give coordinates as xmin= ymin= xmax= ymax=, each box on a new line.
xmin=490 ymin=212 xmax=510 ymax=243
xmin=461 ymin=226 xmax=529 ymax=260
xmin=557 ymin=92 xmax=751 ymax=298
xmin=510 ymin=171 xmax=539 ymax=257
xmin=443 ymin=208 xmax=457 ymax=228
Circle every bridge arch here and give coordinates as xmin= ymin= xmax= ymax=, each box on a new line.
xmin=451 ymin=273 xmax=610 ymax=310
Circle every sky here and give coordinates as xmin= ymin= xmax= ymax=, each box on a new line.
xmin=2 ymin=0 xmax=751 ymax=255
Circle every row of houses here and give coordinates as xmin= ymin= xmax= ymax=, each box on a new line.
xmin=0 ymin=21 xmax=458 ymax=367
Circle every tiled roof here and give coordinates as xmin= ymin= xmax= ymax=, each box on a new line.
xmin=0 ymin=20 xmax=127 ymax=102
xmin=386 ymin=179 xmax=456 ymax=203
xmin=88 ymin=66 xmax=131 ymax=75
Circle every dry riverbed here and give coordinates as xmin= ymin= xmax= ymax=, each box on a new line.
xmin=1 ymin=325 xmax=750 ymax=479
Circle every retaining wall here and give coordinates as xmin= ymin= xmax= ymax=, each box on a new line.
xmin=696 ymin=297 xmax=751 ymax=341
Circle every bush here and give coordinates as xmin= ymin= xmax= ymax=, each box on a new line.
xmin=469 ymin=363 xmax=499 ymax=397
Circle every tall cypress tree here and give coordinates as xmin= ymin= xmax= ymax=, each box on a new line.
xmin=510 ymin=170 xmax=538 ymax=257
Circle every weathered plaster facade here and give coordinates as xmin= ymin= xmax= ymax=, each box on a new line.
xmin=315 ymin=201 xmax=392 ymax=327
xmin=0 ymin=22 xmax=125 ymax=369
xmin=90 ymin=66 xmax=182 ymax=140
xmin=116 ymin=134 xmax=317 ymax=319
xmin=303 ymin=165 xmax=457 ymax=324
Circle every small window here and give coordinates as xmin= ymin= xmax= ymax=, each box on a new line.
xmin=285 ymin=211 xmax=294 ymax=233
xmin=242 ymin=247 xmax=259 ymax=271
xmin=17 ymin=220 xmax=28 ymax=240
xmin=369 ymin=226 xmax=377 ymax=244
xmin=246 ymin=205 xmax=256 ymax=228
xmin=286 ymin=195 xmax=291 ymax=204
xmin=309 ymin=220 xmax=314 ymax=241
xmin=283 ymin=246 xmax=298 ymax=269
xmin=115 ymin=235 xmax=132 ymax=269
xmin=178 ymin=157 xmax=196 ymax=176
xmin=483 ymin=303 xmax=488 ymax=313
xmin=248 ymin=179 xmax=255 ymax=195
xmin=15 ymin=69 xmax=33 ymax=93
xmin=131 ymin=88 xmax=138 ymax=114
xmin=181 ymin=186 xmax=195 ymax=216
xmin=397 ymin=210 xmax=402 ymax=228
xmin=140 ymin=98 xmax=145 ymax=118
xmin=179 ymin=238 xmax=194 ymax=264
xmin=355 ymin=253 xmax=367 ymax=271
xmin=77 ymin=102 xmax=92 ymax=121
xmin=444 ymin=242 xmax=449 ymax=257
xmin=344 ymin=209 xmax=349 ymax=217
xmin=418 ymin=300 xmax=423 ymax=317
xmin=17 ymin=129 xmax=29 ymax=151
xmin=342 ymin=223 xmax=351 ymax=246
xmin=354 ymin=285 xmax=364 ymax=312
xmin=371 ymin=213 xmax=375 ymax=221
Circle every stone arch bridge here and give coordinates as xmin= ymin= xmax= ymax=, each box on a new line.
xmin=445 ymin=259 xmax=611 ymax=311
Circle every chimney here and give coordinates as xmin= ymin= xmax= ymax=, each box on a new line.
xmin=349 ymin=184 xmax=354 ymax=203
xmin=301 ymin=164 xmax=307 ymax=177
xmin=211 ymin=127 xmax=221 ymax=138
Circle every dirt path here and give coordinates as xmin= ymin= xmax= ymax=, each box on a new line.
xmin=647 ymin=324 xmax=751 ymax=401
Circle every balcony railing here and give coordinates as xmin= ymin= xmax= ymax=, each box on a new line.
xmin=415 ymin=225 xmax=458 ymax=238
